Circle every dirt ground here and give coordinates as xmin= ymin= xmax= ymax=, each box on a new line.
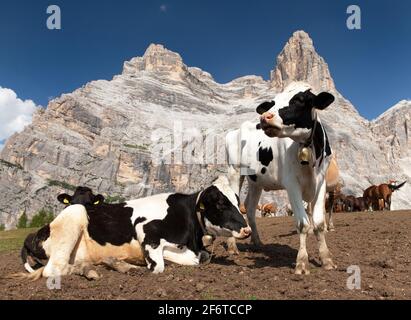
xmin=0 ymin=210 xmax=410 ymax=300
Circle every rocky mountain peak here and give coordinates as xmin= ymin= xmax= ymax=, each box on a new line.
xmin=270 ymin=30 xmax=335 ymax=92
xmin=122 ymin=43 xmax=185 ymax=75
xmin=374 ymin=100 xmax=411 ymax=123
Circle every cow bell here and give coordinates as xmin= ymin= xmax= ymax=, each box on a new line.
xmin=298 ymin=146 xmax=312 ymax=165
xmin=202 ymin=235 xmax=214 ymax=247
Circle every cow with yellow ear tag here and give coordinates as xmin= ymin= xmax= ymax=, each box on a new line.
xmin=57 ymin=186 xmax=105 ymax=207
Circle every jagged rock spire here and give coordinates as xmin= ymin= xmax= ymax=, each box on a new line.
xmin=271 ymin=30 xmax=335 ymax=92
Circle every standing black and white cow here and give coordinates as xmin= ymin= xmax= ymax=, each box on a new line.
xmin=18 ymin=176 xmax=251 ymax=279
xmin=226 ymin=82 xmax=336 ymax=275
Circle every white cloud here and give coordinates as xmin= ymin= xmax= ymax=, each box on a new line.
xmin=0 ymin=87 xmax=39 ymax=144
xmin=160 ymin=4 xmax=167 ymax=12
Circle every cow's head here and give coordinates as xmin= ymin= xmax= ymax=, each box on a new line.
xmin=197 ymin=176 xmax=251 ymax=239
xmin=257 ymin=88 xmax=334 ymax=142
xmin=57 ymin=186 xmax=105 ymax=207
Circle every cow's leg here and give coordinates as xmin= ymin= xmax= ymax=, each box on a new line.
xmin=226 ymin=237 xmax=239 ymax=255
xmin=246 ymin=184 xmax=263 ymax=246
xmin=387 ymin=195 xmax=392 ymax=211
xmin=42 ymin=205 xmax=88 ymax=278
xmin=312 ymin=183 xmax=336 ymax=271
xmin=327 ymin=192 xmax=335 ymax=231
xmin=101 ymin=257 xmax=140 ymax=273
xmin=144 ymin=244 xmax=165 ymax=274
xmin=287 ymin=187 xmax=311 ymax=275
xmin=227 ymin=165 xmax=244 ymax=196
xmin=226 ymin=169 xmax=245 ymax=255
xmin=163 ymin=247 xmax=200 ymax=266
xmin=306 ymin=202 xmax=314 ymax=234
xmin=71 ymin=264 xmax=101 ymax=280
xmin=365 ymin=198 xmax=371 ymax=211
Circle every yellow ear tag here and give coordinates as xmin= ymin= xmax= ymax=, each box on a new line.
xmin=93 ymin=200 xmax=100 ymax=205
xmin=63 ymin=199 xmax=70 ymax=204
xmin=199 ymin=203 xmax=205 ymax=210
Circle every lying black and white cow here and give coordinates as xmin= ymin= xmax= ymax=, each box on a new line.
xmin=19 ymin=176 xmax=250 ymax=279
xmin=226 ymin=82 xmax=336 ymax=275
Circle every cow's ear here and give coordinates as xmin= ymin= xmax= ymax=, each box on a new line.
xmin=57 ymin=194 xmax=72 ymax=205
xmin=256 ymin=101 xmax=275 ymax=114
xmin=93 ymin=194 xmax=105 ymax=205
xmin=313 ymin=92 xmax=334 ymax=110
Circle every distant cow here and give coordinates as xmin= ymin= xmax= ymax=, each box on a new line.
xmin=225 ymin=83 xmax=336 ymax=274
xmin=17 ymin=176 xmax=251 ymax=279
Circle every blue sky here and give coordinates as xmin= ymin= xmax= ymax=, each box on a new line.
xmin=0 ymin=0 xmax=410 ymax=122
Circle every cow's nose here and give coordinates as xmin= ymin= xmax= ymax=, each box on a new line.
xmin=262 ymin=112 xmax=274 ymax=122
xmin=242 ymin=227 xmax=252 ymax=236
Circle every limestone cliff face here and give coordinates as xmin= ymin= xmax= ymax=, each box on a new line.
xmin=0 ymin=31 xmax=409 ymax=228
xmin=371 ymin=100 xmax=411 ymax=208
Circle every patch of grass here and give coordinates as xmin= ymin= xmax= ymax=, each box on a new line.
xmin=0 ymin=228 xmax=38 ymax=252
xmin=0 ymin=159 xmax=23 ymax=170
xmin=47 ymin=179 xmax=77 ymax=191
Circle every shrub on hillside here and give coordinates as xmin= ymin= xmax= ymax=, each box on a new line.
xmin=17 ymin=212 xmax=28 ymax=229
xmin=29 ymin=209 xmax=55 ymax=228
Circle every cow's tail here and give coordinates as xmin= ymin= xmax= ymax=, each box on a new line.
xmin=8 ymin=267 xmax=45 ymax=281
xmin=20 ymin=243 xmax=44 ymax=273
xmin=389 ymin=181 xmax=406 ymax=191
xmin=20 ymin=246 xmax=35 ymax=273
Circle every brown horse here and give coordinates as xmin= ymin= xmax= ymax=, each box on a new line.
xmin=259 ymin=203 xmax=277 ymax=217
xmin=240 ymin=203 xmax=262 ymax=215
xmin=363 ymin=181 xmax=406 ymax=211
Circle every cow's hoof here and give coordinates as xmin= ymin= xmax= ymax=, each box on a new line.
xmin=328 ymin=225 xmax=335 ymax=232
xmin=226 ymin=238 xmax=239 ymax=255
xmin=151 ymin=262 xmax=165 ymax=274
xmin=200 ymin=251 xmax=211 ymax=263
xmin=228 ymin=248 xmax=240 ymax=255
xmin=85 ymin=270 xmax=100 ymax=280
xmin=152 ymin=268 xmax=165 ymax=274
xmin=322 ymin=259 xmax=337 ymax=271
xmin=294 ymin=264 xmax=310 ymax=275
xmin=251 ymin=238 xmax=263 ymax=247
xmin=295 ymin=255 xmax=310 ymax=275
